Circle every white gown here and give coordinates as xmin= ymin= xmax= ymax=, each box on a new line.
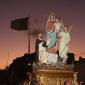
xmin=39 ymin=42 xmax=58 ymax=64
xmin=46 ymin=52 xmax=58 ymax=64
xmin=58 ymin=32 xmax=70 ymax=62
xmin=39 ymin=42 xmax=47 ymax=63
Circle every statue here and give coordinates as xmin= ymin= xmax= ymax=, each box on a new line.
xmin=58 ymin=26 xmax=70 ymax=63
xmin=46 ymin=12 xmax=56 ymax=50
xmin=35 ymin=33 xmax=47 ymax=64
xmin=46 ymin=13 xmax=58 ymax=64
xmin=33 ymin=13 xmax=75 ymax=85
xmin=35 ymin=12 xmax=71 ymax=65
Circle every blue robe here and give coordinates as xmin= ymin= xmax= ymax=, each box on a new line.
xmin=47 ymin=31 xmax=57 ymax=49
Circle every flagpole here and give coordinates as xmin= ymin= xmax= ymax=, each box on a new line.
xmin=28 ymin=16 xmax=30 ymax=54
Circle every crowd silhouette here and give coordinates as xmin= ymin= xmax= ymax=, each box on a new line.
xmin=0 ymin=52 xmax=85 ymax=85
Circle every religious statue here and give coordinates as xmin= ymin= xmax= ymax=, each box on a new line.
xmin=46 ymin=13 xmax=58 ymax=64
xmin=58 ymin=26 xmax=71 ymax=63
xmin=35 ymin=12 xmax=71 ymax=65
xmin=35 ymin=33 xmax=47 ymax=64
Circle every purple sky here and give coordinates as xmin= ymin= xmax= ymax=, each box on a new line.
xmin=0 ymin=0 xmax=85 ymax=68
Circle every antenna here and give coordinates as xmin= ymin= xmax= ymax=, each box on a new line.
xmin=7 ymin=52 xmax=10 ymax=66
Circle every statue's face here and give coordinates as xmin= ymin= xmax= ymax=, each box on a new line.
xmin=48 ymin=15 xmax=55 ymax=22
xmin=55 ymin=18 xmax=59 ymax=23
xmin=64 ymin=27 xmax=68 ymax=32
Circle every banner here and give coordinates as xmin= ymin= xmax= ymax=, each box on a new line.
xmin=11 ymin=17 xmax=29 ymax=31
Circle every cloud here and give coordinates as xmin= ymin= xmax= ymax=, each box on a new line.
xmin=30 ymin=28 xmax=45 ymax=37
xmin=30 ymin=18 xmax=46 ymax=37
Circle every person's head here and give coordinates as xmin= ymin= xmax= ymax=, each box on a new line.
xmin=38 ymin=33 xmax=44 ymax=40
xmin=64 ymin=27 xmax=68 ymax=32
xmin=55 ymin=18 xmax=59 ymax=23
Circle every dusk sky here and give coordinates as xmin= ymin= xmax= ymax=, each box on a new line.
xmin=0 ymin=0 xmax=85 ymax=68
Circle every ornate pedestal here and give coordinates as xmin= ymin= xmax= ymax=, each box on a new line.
xmin=33 ymin=64 xmax=76 ymax=85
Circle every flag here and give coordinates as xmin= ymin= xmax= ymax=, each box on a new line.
xmin=11 ymin=17 xmax=29 ymax=31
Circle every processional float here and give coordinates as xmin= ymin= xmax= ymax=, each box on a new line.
xmin=30 ymin=13 xmax=78 ymax=85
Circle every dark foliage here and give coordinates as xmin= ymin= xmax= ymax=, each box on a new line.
xmin=0 ymin=52 xmax=36 ymax=85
